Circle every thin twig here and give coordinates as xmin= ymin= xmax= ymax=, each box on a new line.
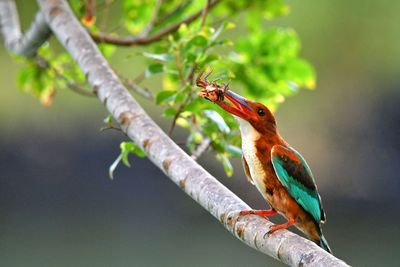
xmin=191 ymin=137 xmax=211 ymax=160
xmin=121 ymin=75 xmax=154 ymax=100
xmin=133 ymin=71 xmax=145 ymax=84
xmin=81 ymin=0 xmax=96 ymax=26
xmin=100 ymin=125 xmax=123 ymax=132
xmin=186 ymin=0 xmax=212 ymax=84
xmin=167 ymin=96 xmax=189 ymax=136
xmin=139 ymin=0 xmax=164 ymax=37
xmin=64 ymin=80 xmax=95 ymax=97
xmin=168 ymin=0 xmax=213 ymax=136
xmin=155 ymin=1 xmax=191 ymax=26
xmin=187 ymin=63 xmax=200 ymax=85
xmin=200 ymin=0 xmax=212 ymax=27
xmin=100 ymin=0 xmax=113 ymax=33
xmin=90 ymin=0 xmax=220 ymax=46
xmin=35 ymin=55 xmax=95 ymax=97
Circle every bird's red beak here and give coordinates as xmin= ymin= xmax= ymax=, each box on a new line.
xmin=217 ymin=91 xmax=255 ymax=121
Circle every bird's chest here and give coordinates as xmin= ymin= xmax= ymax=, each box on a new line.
xmin=241 ymin=138 xmax=268 ymax=195
xmin=239 ymin=121 xmax=275 ymax=198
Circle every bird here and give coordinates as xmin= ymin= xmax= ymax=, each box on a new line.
xmin=196 ymin=73 xmax=332 ymax=253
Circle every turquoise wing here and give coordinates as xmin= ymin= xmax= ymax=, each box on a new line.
xmin=271 ymin=145 xmax=325 ymax=223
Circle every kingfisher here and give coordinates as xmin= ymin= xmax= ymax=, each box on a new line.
xmin=197 ymin=73 xmax=332 ymax=253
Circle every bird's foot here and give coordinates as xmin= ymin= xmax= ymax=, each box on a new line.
xmin=239 ymin=209 xmax=277 ymax=220
xmin=266 ymin=218 xmax=295 ymax=237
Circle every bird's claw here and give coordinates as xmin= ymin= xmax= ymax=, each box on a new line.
xmin=239 ymin=210 xmax=269 ymax=220
xmin=263 ymin=225 xmax=277 ymax=239
xmin=264 ymin=218 xmax=295 ymax=239
xmin=267 ymin=226 xmax=276 ymax=236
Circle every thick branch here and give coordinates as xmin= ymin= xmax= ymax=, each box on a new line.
xmin=0 ymin=1 xmax=51 ymax=57
xmin=90 ymin=0 xmax=219 ymax=46
xmin=1 ymin=0 xmax=349 ymax=266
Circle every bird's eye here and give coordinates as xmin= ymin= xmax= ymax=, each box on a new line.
xmin=257 ymin=108 xmax=266 ymax=116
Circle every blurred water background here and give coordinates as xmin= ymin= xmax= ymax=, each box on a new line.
xmin=1 ymin=1 xmax=400 ymax=266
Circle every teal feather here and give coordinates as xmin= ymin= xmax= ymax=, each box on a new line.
xmin=271 ymin=146 xmax=324 ymax=223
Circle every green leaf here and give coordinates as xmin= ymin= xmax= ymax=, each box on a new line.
xmin=203 ymin=110 xmax=230 ymax=134
xmin=227 ymin=145 xmax=242 ymax=157
xmin=187 ymin=35 xmax=208 ymax=48
xmin=122 ymin=0 xmax=153 ymax=34
xmin=188 ymin=131 xmax=203 ymax=144
xmin=103 ymin=114 xmax=113 ymax=124
xmin=187 ymin=131 xmax=204 ymax=153
xmin=109 ymin=141 xmax=145 ymax=180
xmin=285 ymin=59 xmax=316 ymax=89
xmin=174 ymin=84 xmax=191 ymax=104
xmin=263 ymin=0 xmax=290 ymax=20
xmin=99 ymin=44 xmax=116 ymax=58
xmin=145 ymin=63 xmax=164 ymax=77
xmin=176 ymin=117 xmax=190 ymax=128
xmin=183 ymin=98 xmax=206 ymax=113
xmin=211 ymin=21 xmax=235 ymax=42
xmin=163 ymin=107 xmax=177 ymax=117
xmin=109 ymin=154 xmax=122 ymax=180
xmin=217 ymin=154 xmax=233 ymax=177
xmin=120 ymin=141 xmax=145 ymax=167
xmin=17 ymin=67 xmax=32 ymax=90
xmin=143 ymin=52 xmax=174 ymax=62
xmin=156 ymin=90 xmax=176 ymax=104
xmin=200 ymin=54 xmax=220 ymax=65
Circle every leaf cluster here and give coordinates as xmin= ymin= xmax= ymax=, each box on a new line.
xmin=16 ymin=0 xmax=317 ymax=177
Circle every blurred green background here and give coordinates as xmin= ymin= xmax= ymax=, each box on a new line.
xmin=1 ymin=0 xmax=400 ymax=266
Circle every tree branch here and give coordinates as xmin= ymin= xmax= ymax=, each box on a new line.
xmin=0 ymin=0 xmax=51 ymax=57
xmin=90 ymin=0 xmax=220 ymax=46
xmin=0 ymin=0 xmax=349 ymax=266
xmin=200 ymin=0 xmax=212 ymax=27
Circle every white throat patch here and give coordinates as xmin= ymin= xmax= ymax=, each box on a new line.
xmin=236 ymin=118 xmax=267 ymax=196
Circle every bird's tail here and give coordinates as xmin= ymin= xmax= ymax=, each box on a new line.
xmin=319 ymin=234 xmax=332 ymax=254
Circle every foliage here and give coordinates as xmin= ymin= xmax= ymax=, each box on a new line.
xmin=109 ymin=141 xmax=146 ymax=179
xmin=16 ymin=0 xmax=316 ymax=177
xmin=17 ymin=44 xmax=88 ymax=106
xmin=231 ymin=27 xmax=316 ymax=109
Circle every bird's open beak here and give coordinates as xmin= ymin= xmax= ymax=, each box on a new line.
xmin=217 ymin=90 xmax=255 ymax=121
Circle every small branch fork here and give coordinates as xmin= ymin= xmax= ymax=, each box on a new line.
xmin=0 ymin=1 xmax=93 ymax=97
xmin=167 ymin=2 xmax=213 ymax=137
xmin=0 ymin=1 xmax=349 ymax=266
xmin=90 ymin=0 xmax=220 ymax=46
xmin=0 ymin=1 xmax=51 ymax=57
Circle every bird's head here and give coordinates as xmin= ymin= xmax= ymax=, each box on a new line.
xmin=216 ymin=90 xmax=277 ymax=135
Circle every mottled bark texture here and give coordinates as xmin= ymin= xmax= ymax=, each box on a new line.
xmin=0 ymin=0 xmax=349 ymax=266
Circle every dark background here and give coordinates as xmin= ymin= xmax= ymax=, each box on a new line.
xmin=1 ymin=0 xmax=400 ymax=266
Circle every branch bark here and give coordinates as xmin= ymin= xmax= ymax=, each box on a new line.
xmin=0 ymin=0 xmax=51 ymax=57
xmin=0 ymin=1 xmax=349 ymax=266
